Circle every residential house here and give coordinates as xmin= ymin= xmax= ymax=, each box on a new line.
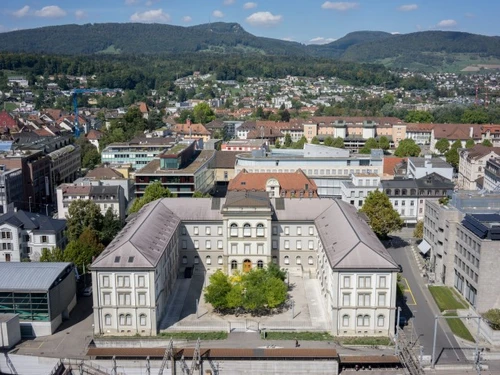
xmin=0 ymin=210 xmax=66 ymax=262
xmin=458 ymin=144 xmax=500 ymax=190
xmin=172 ymin=119 xmax=211 ymax=142
xmin=406 ymin=156 xmax=454 ymax=181
xmin=340 ymin=173 xmax=381 ymax=208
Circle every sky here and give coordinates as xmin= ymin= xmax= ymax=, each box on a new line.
xmin=1 ymin=0 xmax=498 ymax=45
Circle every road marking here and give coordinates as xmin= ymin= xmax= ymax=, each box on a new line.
xmin=402 ymin=277 xmax=417 ymax=306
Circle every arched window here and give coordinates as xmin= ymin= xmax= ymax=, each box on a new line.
xmin=206 ymin=256 xmax=211 ymax=265
xmin=230 ymin=223 xmax=238 ymax=237
xmin=182 ymin=256 xmax=187 ymax=264
xmin=139 ymin=314 xmax=147 ymax=326
xmin=364 ymin=315 xmax=370 ymax=327
xmin=308 ymin=256 xmax=314 ymax=265
xmin=385 ymin=189 xmax=391 ymax=195
xmin=119 ymin=314 xmax=125 ymax=325
xmin=377 ymin=315 xmax=385 ymax=327
xmin=256 ymin=223 xmax=264 ymax=237
xmin=104 ymin=314 xmax=112 ymax=326
xmin=257 ymin=260 xmax=264 ymax=269
xmin=126 ymin=314 xmax=132 ymax=326
xmin=231 ymin=260 xmax=238 ymax=270
xmin=394 ymin=189 xmax=400 ymax=196
xmin=342 ymin=314 xmax=350 ymax=327
xmin=296 ymin=256 xmax=302 ymax=265
xmin=243 ymin=223 xmax=251 ymax=237
xmin=217 ymin=256 xmax=223 ymax=265
xmin=402 ymin=189 xmax=407 ymax=196
xmin=284 ymin=256 xmax=290 ymax=265
xmin=410 ymin=189 xmax=416 ymax=195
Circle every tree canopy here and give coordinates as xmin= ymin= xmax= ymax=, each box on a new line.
xmin=445 ymin=139 xmax=463 ymax=168
xmin=434 ymin=138 xmax=450 ymax=154
xmin=63 ymin=228 xmax=105 ymax=273
xmin=129 ymin=181 xmax=173 ymax=214
xmin=405 ymin=110 xmax=434 ymax=123
xmin=360 ymin=190 xmax=403 ymax=238
xmin=66 ymin=200 xmax=104 ymax=242
xmin=413 ymin=220 xmax=424 ymax=240
xmin=394 ymin=139 xmax=421 ymax=157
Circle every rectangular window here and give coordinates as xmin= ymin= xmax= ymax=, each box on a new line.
xmin=124 ymin=276 xmax=130 ymax=287
xmin=309 ymin=226 xmax=314 ymax=235
xmin=138 ymin=276 xmax=145 ymax=288
xmin=244 ymin=243 xmax=250 ymax=254
xmin=1 ymin=232 xmax=11 ymax=239
xmin=308 ymin=240 xmax=314 ymax=250
xmin=296 ymin=240 xmax=302 ymax=250
xmin=379 ymin=276 xmax=386 ymax=288
xmin=231 ymin=243 xmax=237 ymax=254
xmin=257 ymin=243 xmax=264 ymax=254
xmin=194 ymin=226 xmax=199 ymax=235
xmin=272 ymin=226 xmax=278 ymax=235
xmin=103 ymin=292 xmax=111 ymax=306
xmin=272 ymin=240 xmax=278 ymax=250
xmin=343 ymin=293 xmax=351 ymax=306
xmin=194 ymin=240 xmax=199 ymax=249
xmin=138 ymin=293 xmax=147 ymax=306
xmin=297 ymin=227 xmax=302 ymax=236
xmin=217 ymin=240 xmax=223 ymax=249
xmin=358 ymin=276 xmax=371 ymax=288
xmin=181 ymin=226 xmax=186 ymax=235
xmin=206 ymin=240 xmax=211 ymax=249
xmin=205 ymin=226 xmax=211 ymax=235
xmin=102 ymin=276 xmax=110 ymax=287
xmin=284 ymin=240 xmax=290 ymax=249
xmin=118 ymin=293 xmax=131 ymax=306
xmin=41 ymin=235 xmax=48 ymax=243
xmin=217 ymin=226 xmax=223 ymax=235
xmin=378 ymin=293 xmax=386 ymax=306
xmin=357 ymin=293 xmax=371 ymax=307
xmin=284 ymin=226 xmax=290 ymax=235
xmin=182 ymin=240 xmax=187 ymax=249
xmin=117 ymin=276 xmax=124 ymax=287
xmin=343 ymin=276 xmax=351 ymax=288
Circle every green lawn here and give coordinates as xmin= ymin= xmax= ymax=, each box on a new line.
xmin=158 ymin=331 xmax=228 ymax=340
xmin=263 ymin=331 xmax=334 ymax=341
xmin=337 ymin=336 xmax=392 ymax=346
xmin=3 ymin=102 xmax=18 ymax=111
xmin=444 ymin=312 xmax=475 ymax=342
xmin=428 ymin=286 xmax=468 ymax=311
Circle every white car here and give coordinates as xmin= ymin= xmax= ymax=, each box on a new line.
xmin=83 ymin=286 xmax=92 ymax=296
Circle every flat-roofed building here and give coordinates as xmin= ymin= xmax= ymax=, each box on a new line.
xmin=0 ymin=262 xmax=76 ymax=337
xmin=91 ymin=192 xmax=399 ymax=337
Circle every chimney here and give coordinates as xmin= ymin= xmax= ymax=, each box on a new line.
xmin=470 ymin=127 xmax=473 ymax=138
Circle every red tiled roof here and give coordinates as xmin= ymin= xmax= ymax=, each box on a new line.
xmin=432 ymin=123 xmax=481 ymax=140
xmin=172 ymin=123 xmax=210 ymax=135
xmin=228 ymin=169 xmax=318 ymax=198
xmin=86 ymin=129 xmax=103 ymax=140
xmin=383 ymin=157 xmax=405 ymax=176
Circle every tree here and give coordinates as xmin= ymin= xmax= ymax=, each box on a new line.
xmin=40 ymin=247 xmax=64 ymax=262
xmin=461 ymin=109 xmax=489 ymax=124
xmin=405 ymin=110 xmax=434 ymax=123
xmin=360 ymin=190 xmax=403 ymax=238
xmin=413 ymin=220 xmax=424 ymax=240
xmin=292 ymin=135 xmax=308 ymax=149
xmin=129 ymin=181 xmax=173 ymax=214
xmin=465 ymin=139 xmax=475 ymax=148
xmin=323 ymin=136 xmax=334 ymax=147
xmin=311 ymin=136 xmax=320 ymax=145
xmin=279 ymin=109 xmax=290 ymax=122
xmin=482 ymin=139 xmax=493 ymax=147
xmin=193 ymin=102 xmax=215 ymax=124
xmin=76 ymin=137 xmax=101 ymax=169
xmin=192 ymin=191 xmax=210 ymax=198
xmin=483 ymin=309 xmax=500 ymax=330
xmin=360 ymin=138 xmax=379 ymax=154
xmin=394 ymin=139 xmax=421 ymax=157
xmin=445 ymin=139 xmax=463 ymax=168
xmin=101 ymin=208 xmax=123 ymax=246
xmin=434 ymin=138 xmax=450 ymax=154
xmin=332 ymin=137 xmax=345 ymax=148
xmin=66 ymin=200 xmax=104 ymax=242
xmin=204 ymin=270 xmax=232 ymax=310
xmin=63 ymin=228 xmax=105 ymax=273
xmin=283 ymin=133 xmax=293 ymax=148
xmin=378 ymin=136 xmax=390 ymax=151
xmin=274 ymin=139 xmax=281 ymax=149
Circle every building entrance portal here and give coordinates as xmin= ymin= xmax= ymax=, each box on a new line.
xmin=243 ymin=259 xmax=252 ymax=273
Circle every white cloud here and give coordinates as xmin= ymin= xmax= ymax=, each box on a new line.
xmin=282 ymin=37 xmax=294 ymax=41
xmin=223 ymin=0 xmax=235 ymax=5
xmin=212 ymin=10 xmax=224 ymax=18
xmin=398 ymin=4 xmax=418 ymax=11
xmin=182 ymin=16 xmax=192 ymax=23
xmin=308 ymin=37 xmax=336 ymax=45
xmin=321 ymin=2 xmax=358 ymax=11
xmin=246 ymin=11 xmax=282 ymax=27
xmin=243 ymin=2 xmax=257 ymax=9
xmin=0 ymin=25 xmax=8 ymax=33
xmin=130 ymin=9 xmax=171 ymax=23
xmin=35 ymin=6 xmax=67 ymax=18
xmin=125 ymin=0 xmax=139 ymax=4
xmin=13 ymin=5 xmax=30 ymax=18
xmin=436 ymin=19 xmax=457 ymax=28
xmin=146 ymin=0 xmax=159 ymax=6
xmin=75 ymin=10 xmax=87 ymax=20
xmin=391 ymin=31 xmax=400 ymax=35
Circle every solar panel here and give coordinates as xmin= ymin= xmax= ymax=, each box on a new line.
xmin=275 ymin=198 xmax=285 ymax=210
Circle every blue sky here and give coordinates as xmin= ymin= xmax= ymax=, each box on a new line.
xmin=1 ymin=1 xmax=498 ymax=44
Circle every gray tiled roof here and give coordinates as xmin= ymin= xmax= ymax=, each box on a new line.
xmin=0 ymin=210 xmax=66 ymax=233
xmin=0 ymin=262 xmax=73 ymax=292
xmin=91 ymin=200 xmax=180 ymax=269
xmin=224 ymin=191 xmax=272 ymax=208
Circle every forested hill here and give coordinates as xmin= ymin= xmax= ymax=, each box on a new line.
xmin=0 ymin=22 xmax=499 ymax=71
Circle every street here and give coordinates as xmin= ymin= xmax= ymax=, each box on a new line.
xmin=387 ymin=236 xmax=468 ymax=366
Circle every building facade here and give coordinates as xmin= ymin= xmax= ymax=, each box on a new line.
xmin=484 ymin=158 xmax=500 ymax=192
xmin=458 ymin=145 xmax=500 ymax=190
xmin=91 ymin=193 xmax=399 ymax=337
xmin=340 ymin=173 xmax=381 ymax=208
xmin=0 ymin=165 xmax=23 ymax=214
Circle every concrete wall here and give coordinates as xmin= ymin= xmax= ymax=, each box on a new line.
xmin=0 ymin=315 xmax=21 ymax=349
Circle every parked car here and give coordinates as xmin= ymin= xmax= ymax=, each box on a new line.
xmin=83 ymin=286 xmax=93 ymax=297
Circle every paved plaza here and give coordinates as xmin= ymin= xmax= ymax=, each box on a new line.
xmin=160 ymin=273 xmax=331 ymax=333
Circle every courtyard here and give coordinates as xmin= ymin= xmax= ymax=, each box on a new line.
xmin=159 ymin=273 xmax=331 ymax=333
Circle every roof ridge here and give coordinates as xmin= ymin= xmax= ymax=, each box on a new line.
xmin=329 ymin=201 xmax=362 ymax=268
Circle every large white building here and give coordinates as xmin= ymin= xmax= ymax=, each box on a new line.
xmin=458 ymin=144 xmax=500 ymax=190
xmin=91 ymin=192 xmax=399 ymax=337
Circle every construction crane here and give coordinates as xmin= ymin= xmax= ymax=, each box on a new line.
xmin=70 ymin=88 xmax=120 ymax=137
